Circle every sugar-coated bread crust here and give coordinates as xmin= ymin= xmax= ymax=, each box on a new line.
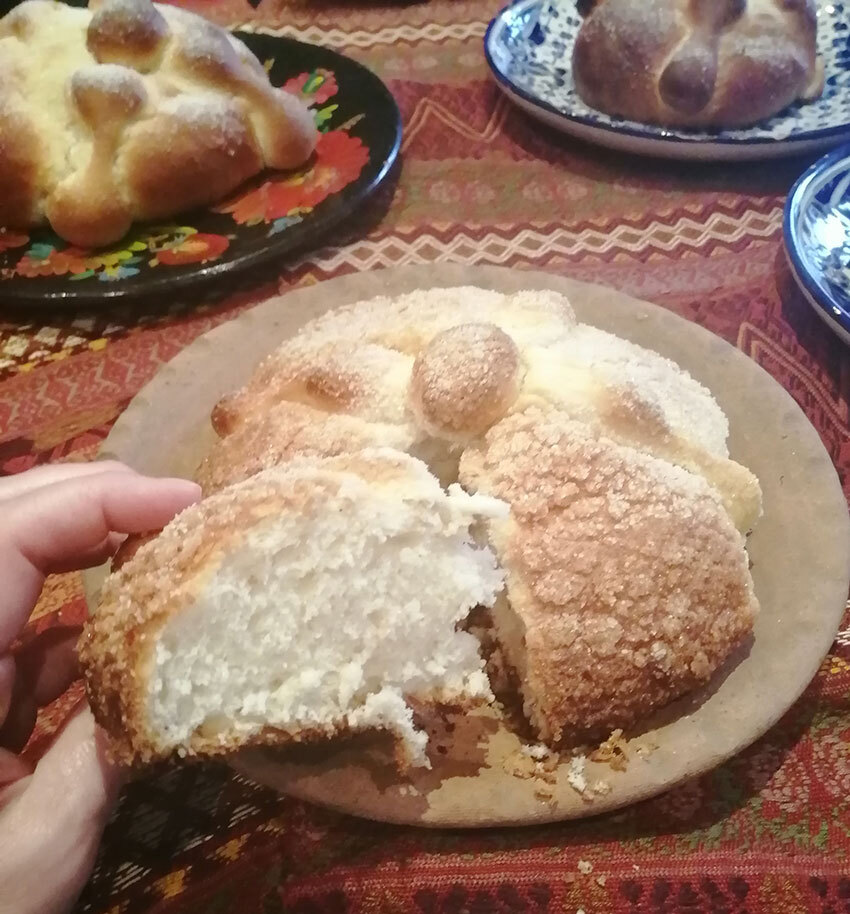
xmin=198 ymin=339 xmax=417 ymax=492
xmin=0 ymin=0 xmax=316 ymax=246
xmin=0 ymin=41 xmax=43 ymax=226
xmin=202 ymin=288 xmax=761 ymax=532
xmin=409 ymin=323 xmax=523 ymax=442
xmin=459 ymin=407 xmax=759 ymax=743
xmin=88 ymin=286 xmax=763 ymax=758
xmin=573 ymin=0 xmax=823 ymax=128
xmin=197 ymin=400 xmax=415 ymax=495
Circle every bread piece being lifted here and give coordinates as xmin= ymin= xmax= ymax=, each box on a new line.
xmin=0 ymin=0 xmax=316 ymax=247
xmin=81 ymin=450 xmax=506 ymax=766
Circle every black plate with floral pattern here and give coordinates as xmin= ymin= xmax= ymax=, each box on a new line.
xmin=0 ymin=33 xmax=401 ymax=306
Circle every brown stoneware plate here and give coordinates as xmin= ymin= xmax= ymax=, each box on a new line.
xmin=83 ymin=264 xmax=850 ymax=827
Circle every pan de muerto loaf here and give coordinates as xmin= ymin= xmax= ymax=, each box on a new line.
xmin=572 ymin=0 xmax=824 ymax=127
xmin=86 ymin=287 xmax=761 ymax=763
xmin=0 ymin=0 xmax=317 ymax=247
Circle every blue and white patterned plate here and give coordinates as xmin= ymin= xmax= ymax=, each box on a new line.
xmin=785 ymin=144 xmax=850 ymax=345
xmin=485 ymin=0 xmax=850 ymax=161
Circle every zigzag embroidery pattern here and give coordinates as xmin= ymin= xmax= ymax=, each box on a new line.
xmin=235 ymin=20 xmax=488 ymax=49
xmin=402 ymin=95 xmax=510 ymax=153
xmin=289 ymin=210 xmax=784 ymax=273
xmin=0 ymin=202 xmax=782 ymax=381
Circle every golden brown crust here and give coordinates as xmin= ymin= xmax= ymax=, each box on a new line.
xmin=205 ymin=288 xmax=761 ymax=527
xmin=278 ymin=287 xmax=577 ymax=357
xmin=87 ymin=288 xmax=763 ymax=762
xmin=45 ymin=65 xmax=148 ymax=247
xmin=573 ymin=0 xmax=822 ymax=128
xmin=199 ymin=339 xmax=417 ymax=492
xmin=87 ymin=0 xmax=169 ymax=72
xmin=165 ymin=13 xmax=316 ymax=170
xmin=218 ymin=340 xmax=414 ymax=428
xmin=197 ymin=400 xmax=411 ymax=494
xmin=596 ymin=385 xmax=761 ymax=532
xmin=409 ymin=323 xmax=523 ymax=442
xmin=83 ymin=451 xmax=482 ymax=766
xmin=459 ymin=407 xmax=759 ymax=744
xmin=120 ymin=101 xmax=264 ymax=223
xmin=111 ymin=530 xmax=158 ymax=570
xmin=191 ymin=290 xmax=761 ymax=751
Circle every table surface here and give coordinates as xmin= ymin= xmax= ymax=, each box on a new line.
xmin=2 ymin=1 xmax=850 ymax=912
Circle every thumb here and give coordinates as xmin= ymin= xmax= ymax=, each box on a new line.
xmin=0 ymin=706 xmax=122 ymax=914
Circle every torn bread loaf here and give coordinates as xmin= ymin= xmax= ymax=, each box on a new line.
xmin=81 ymin=450 xmax=506 ymax=766
xmin=87 ymin=286 xmax=761 ymax=760
xmin=0 ymin=0 xmax=316 ymax=247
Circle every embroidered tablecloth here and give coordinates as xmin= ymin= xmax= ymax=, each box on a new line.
xmin=2 ymin=1 xmax=850 ymax=911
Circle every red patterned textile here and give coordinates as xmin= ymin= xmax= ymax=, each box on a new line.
xmin=1 ymin=2 xmax=849 ymax=911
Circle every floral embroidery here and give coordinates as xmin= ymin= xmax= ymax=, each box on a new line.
xmin=0 ymin=66 xmax=369 ymax=283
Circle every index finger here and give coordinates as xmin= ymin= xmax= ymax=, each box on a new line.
xmin=0 ymin=461 xmax=137 ymax=504
xmin=0 ymin=472 xmax=200 ymax=651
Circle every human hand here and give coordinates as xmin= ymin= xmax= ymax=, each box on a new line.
xmin=0 ymin=462 xmax=200 ymax=914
